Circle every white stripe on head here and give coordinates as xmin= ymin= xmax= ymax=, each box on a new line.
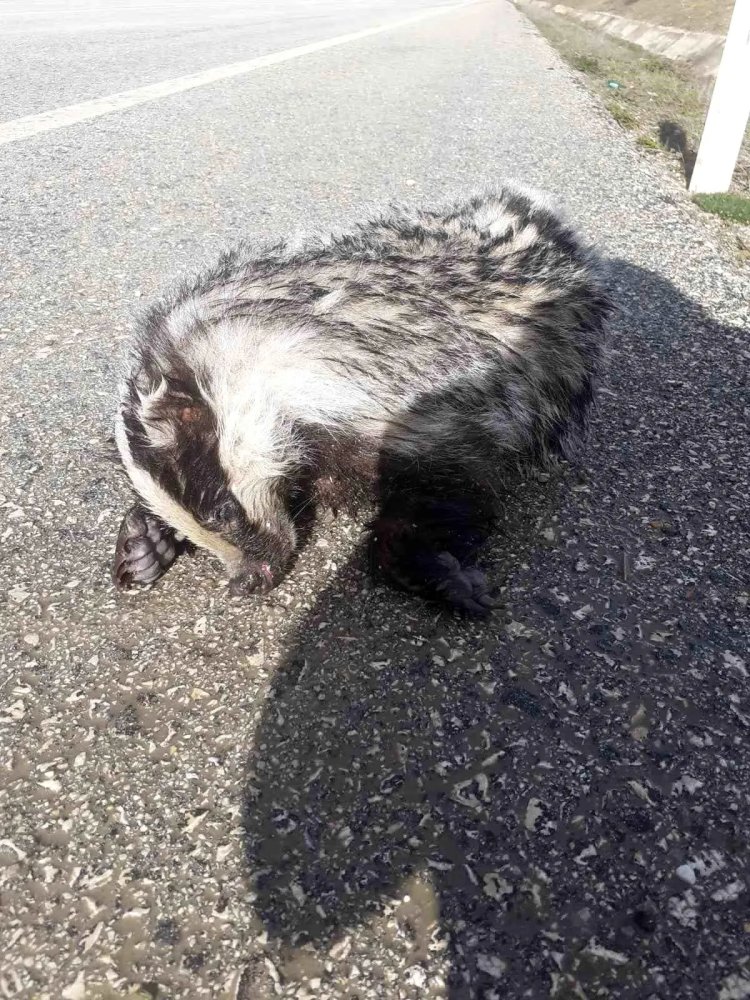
xmin=114 ymin=412 xmax=243 ymax=571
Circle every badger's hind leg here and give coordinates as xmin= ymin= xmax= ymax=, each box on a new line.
xmin=113 ymin=503 xmax=181 ymax=590
xmin=370 ymin=492 xmax=499 ymax=616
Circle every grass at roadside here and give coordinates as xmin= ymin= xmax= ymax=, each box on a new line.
xmin=524 ymin=7 xmax=750 ymax=200
xmin=693 ymin=193 xmax=750 ymax=225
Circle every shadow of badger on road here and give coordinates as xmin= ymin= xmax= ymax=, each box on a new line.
xmin=241 ymin=262 xmax=749 ymax=999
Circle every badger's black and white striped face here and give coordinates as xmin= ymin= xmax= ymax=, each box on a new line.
xmin=116 ymin=371 xmax=246 ymax=561
xmin=113 ymin=365 xmax=295 ymax=594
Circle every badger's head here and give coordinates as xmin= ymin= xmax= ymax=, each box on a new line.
xmin=113 ymin=359 xmax=296 ymax=596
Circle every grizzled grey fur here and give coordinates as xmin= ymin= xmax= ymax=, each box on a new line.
xmin=113 ymin=186 xmax=612 ymax=614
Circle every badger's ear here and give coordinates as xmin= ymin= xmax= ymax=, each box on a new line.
xmin=176 ymin=402 xmax=207 ymax=424
xmin=156 ymin=372 xmax=212 ymax=427
xmin=138 ymin=377 xmax=208 ymax=424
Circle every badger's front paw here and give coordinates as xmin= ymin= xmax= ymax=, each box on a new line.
xmin=431 ymin=552 xmax=499 ymax=617
xmin=228 ymin=561 xmax=275 ymax=598
xmin=371 ymin=515 xmax=499 ymax=617
xmin=113 ymin=505 xmax=178 ymax=590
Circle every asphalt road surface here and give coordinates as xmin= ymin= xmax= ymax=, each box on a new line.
xmin=1 ymin=2 xmax=749 ymax=998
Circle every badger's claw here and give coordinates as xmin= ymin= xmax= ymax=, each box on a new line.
xmin=432 ymin=552 xmax=500 ymax=617
xmin=373 ymin=520 xmax=499 ymax=617
xmin=113 ymin=505 xmax=178 ymax=591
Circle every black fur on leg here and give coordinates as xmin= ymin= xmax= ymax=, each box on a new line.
xmin=369 ymin=492 xmax=499 ymax=616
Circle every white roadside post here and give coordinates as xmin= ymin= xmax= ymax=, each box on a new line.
xmin=689 ymin=0 xmax=750 ymax=194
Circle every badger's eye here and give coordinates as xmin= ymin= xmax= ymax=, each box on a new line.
xmin=210 ymin=496 xmax=245 ymax=529
xmin=213 ymin=502 xmax=235 ymax=523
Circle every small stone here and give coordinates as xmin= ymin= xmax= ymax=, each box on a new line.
xmin=483 ymin=872 xmax=513 ymax=901
xmin=574 ymin=844 xmax=597 ymax=864
xmin=406 ymin=966 xmax=427 ymax=987
xmin=477 ymin=954 xmax=507 ymax=979
xmin=524 ymin=798 xmax=544 ymax=831
xmin=723 ymin=651 xmax=748 ymax=678
xmin=61 ymin=973 xmax=86 ymax=1000
xmin=23 ymin=633 xmax=40 ymax=647
xmin=669 ymin=891 xmax=698 ymax=928
xmin=4 ymin=700 xmax=26 ymax=721
xmin=264 ymin=957 xmax=281 ymax=987
xmin=712 ymin=880 xmax=745 ymax=902
xmin=328 ymin=937 xmax=351 ymax=961
xmin=676 ymin=863 xmax=696 ymax=885
xmin=506 ymin=620 xmax=534 ymax=638
xmin=628 ymin=780 xmax=655 ymax=805
xmin=8 ymin=584 xmax=30 ymax=605
xmin=583 ymin=941 xmax=629 ymax=966
xmin=672 ymin=775 xmax=704 ymax=795
xmin=719 ymin=972 xmax=750 ymax=1000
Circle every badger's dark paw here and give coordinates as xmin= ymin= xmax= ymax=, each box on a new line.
xmin=373 ymin=527 xmax=499 ymax=616
xmin=431 ymin=552 xmax=500 ymax=617
xmin=228 ymin=561 xmax=275 ymax=598
xmin=113 ymin=505 xmax=178 ymax=591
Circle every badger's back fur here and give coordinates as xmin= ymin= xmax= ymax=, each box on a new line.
xmin=114 ymin=187 xmax=612 ymax=611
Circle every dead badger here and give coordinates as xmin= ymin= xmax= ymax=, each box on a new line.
xmin=113 ymin=187 xmax=612 ymax=615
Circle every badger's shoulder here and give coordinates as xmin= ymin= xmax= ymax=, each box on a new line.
xmin=316 ymin=185 xmax=608 ymax=286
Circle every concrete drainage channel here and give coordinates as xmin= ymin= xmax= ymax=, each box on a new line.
xmin=515 ymin=0 xmax=726 ymax=78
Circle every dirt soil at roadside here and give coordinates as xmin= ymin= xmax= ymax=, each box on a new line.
xmin=559 ymin=0 xmax=733 ymax=36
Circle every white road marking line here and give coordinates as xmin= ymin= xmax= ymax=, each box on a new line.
xmin=0 ymin=3 xmax=471 ymax=146
xmin=0 ymin=1 xmax=275 ymax=16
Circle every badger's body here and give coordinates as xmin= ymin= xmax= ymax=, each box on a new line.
xmin=113 ymin=187 xmax=612 ymax=613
